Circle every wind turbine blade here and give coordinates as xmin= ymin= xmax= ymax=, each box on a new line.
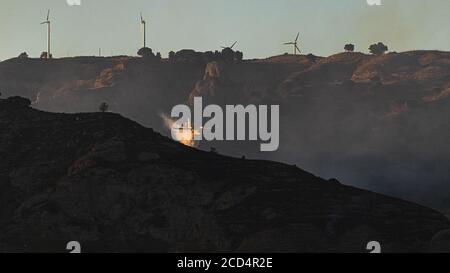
xmin=47 ymin=10 xmax=50 ymax=21
xmin=231 ymin=41 xmax=237 ymax=49
xmin=295 ymin=33 xmax=299 ymax=42
xmin=296 ymin=45 xmax=301 ymax=53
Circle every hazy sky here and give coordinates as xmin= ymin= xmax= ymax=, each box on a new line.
xmin=0 ymin=0 xmax=449 ymax=60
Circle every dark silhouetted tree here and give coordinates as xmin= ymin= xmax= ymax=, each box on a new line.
xmin=168 ymin=51 xmax=176 ymax=61
xmin=234 ymin=51 xmax=243 ymax=61
xmin=369 ymin=42 xmax=388 ymax=55
xmin=156 ymin=52 xmax=162 ymax=60
xmin=137 ymin=47 xmax=155 ymax=58
xmin=99 ymin=102 xmax=109 ymax=113
xmin=344 ymin=44 xmax=355 ymax=52
xmin=18 ymin=52 xmax=29 ymax=58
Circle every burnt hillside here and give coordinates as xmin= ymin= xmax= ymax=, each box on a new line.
xmin=0 ymin=96 xmax=449 ymax=252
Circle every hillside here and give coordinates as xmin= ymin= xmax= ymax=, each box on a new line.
xmin=0 ymin=96 xmax=449 ymax=252
xmin=1 ymin=51 xmax=450 ymax=211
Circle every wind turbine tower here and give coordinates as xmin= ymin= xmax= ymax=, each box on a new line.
xmin=284 ymin=33 xmax=301 ymax=55
xmin=140 ymin=13 xmax=147 ymax=48
xmin=41 ymin=10 xmax=51 ymax=59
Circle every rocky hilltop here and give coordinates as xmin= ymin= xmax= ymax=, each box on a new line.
xmin=0 ymin=96 xmax=449 ymax=252
xmin=1 ymin=51 xmax=450 ymax=211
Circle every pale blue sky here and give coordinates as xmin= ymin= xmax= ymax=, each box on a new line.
xmin=0 ymin=0 xmax=449 ymax=60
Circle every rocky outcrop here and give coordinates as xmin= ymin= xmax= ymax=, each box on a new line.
xmin=0 ymin=96 xmax=449 ymax=252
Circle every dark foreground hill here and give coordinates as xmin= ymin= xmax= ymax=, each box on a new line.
xmin=0 ymin=96 xmax=449 ymax=252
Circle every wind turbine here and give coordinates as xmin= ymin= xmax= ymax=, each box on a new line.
xmin=140 ymin=13 xmax=147 ymax=48
xmin=221 ymin=41 xmax=237 ymax=50
xmin=41 ymin=10 xmax=51 ymax=59
xmin=284 ymin=33 xmax=301 ymax=55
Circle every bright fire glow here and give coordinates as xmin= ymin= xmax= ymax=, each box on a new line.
xmin=161 ymin=114 xmax=200 ymax=147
